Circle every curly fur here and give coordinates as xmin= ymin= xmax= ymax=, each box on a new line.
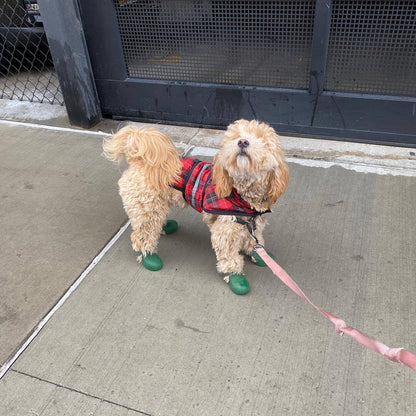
xmin=104 ymin=120 xmax=289 ymax=280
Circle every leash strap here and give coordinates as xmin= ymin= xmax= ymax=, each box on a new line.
xmin=254 ymin=245 xmax=416 ymax=371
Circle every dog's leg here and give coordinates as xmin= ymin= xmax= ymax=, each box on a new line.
xmin=161 ymin=188 xmax=186 ymax=235
xmin=208 ymin=217 xmax=250 ymax=295
xmin=210 ymin=218 xmax=244 ymax=273
xmin=241 ymin=217 xmax=276 ymax=266
xmin=130 ymin=212 xmax=166 ymax=253
xmin=167 ymin=188 xmax=186 ymax=209
xmin=126 ymin=197 xmax=170 ymax=271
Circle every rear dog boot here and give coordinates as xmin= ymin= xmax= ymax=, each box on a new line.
xmin=162 ymin=219 xmax=178 ymax=235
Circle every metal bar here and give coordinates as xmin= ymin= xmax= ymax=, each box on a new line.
xmin=95 ymin=78 xmax=314 ymax=129
xmin=77 ymin=0 xmax=128 ymax=81
xmin=95 ymin=78 xmax=416 ymax=147
xmin=313 ymin=92 xmax=416 ymax=144
xmin=37 ymin=0 xmax=101 ymax=128
xmin=309 ymin=0 xmax=332 ymax=97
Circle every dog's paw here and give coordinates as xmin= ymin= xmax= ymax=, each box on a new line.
xmin=161 ymin=219 xmax=178 ymax=235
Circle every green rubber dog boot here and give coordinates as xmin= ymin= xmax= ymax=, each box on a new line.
xmin=229 ymin=273 xmax=250 ymax=295
xmin=250 ymin=250 xmax=275 ymax=267
xmin=162 ymin=219 xmax=178 ymax=235
xmin=140 ymin=252 xmax=163 ymax=271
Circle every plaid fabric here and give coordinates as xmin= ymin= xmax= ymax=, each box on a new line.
xmin=171 ymin=158 xmax=267 ymax=217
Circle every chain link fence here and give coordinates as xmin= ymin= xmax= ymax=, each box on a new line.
xmin=0 ymin=0 xmax=63 ymax=105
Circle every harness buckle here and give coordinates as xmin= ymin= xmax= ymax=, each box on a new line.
xmin=235 ymin=216 xmax=262 ymax=247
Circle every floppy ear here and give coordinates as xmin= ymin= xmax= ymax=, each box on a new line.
xmin=266 ymin=159 xmax=289 ymax=207
xmin=212 ymin=154 xmax=233 ymax=198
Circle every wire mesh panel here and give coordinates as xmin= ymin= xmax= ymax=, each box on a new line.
xmin=114 ymin=0 xmax=315 ymax=89
xmin=325 ymin=0 xmax=416 ymax=96
xmin=0 ymin=0 xmax=63 ymax=104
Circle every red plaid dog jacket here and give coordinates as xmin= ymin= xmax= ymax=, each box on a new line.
xmin=171 ymin=158 xmax=268 ymax=217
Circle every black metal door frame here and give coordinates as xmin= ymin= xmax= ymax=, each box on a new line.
xmin=64 ymin=0 xmax=416 ymax=146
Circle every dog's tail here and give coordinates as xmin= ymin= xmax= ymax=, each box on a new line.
xmin=103 ymin=125 xmax=182 ymax=190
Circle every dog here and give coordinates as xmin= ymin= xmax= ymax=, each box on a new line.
xmin=103 ymin=119 xmax=289 ymax=294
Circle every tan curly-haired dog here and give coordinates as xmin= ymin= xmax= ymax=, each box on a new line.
xmin=103 ymin=119 xmax=288 ymax=294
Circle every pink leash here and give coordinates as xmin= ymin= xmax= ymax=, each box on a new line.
xmin=254 ymin=245 xmax=416 ymax=371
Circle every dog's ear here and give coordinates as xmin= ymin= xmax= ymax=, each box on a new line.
xmin=212 ymin=155 xmax=233 ymax=198
xmin=266 ymin=160 xmax=289 ymax=207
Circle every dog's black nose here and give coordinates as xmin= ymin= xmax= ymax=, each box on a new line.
xmin=238 ymin=139 xmax=250 ymax=149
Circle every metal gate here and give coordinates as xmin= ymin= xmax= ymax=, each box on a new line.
xmin=78 ymin=0 xmax=416 ymax=146
xmin=0 ymin=0 xmax=63 ymax=104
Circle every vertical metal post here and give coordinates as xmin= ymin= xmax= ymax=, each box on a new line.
xmin=77 ymin=0 xmax=128 ymax=81
xmin=309 ymin=0 xmax=332 ymax=96
xmin=37 ymin=0 xmax=102 ymax=128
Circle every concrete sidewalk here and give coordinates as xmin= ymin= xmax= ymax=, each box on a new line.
xmin=0 ymin=102 xmax=415 ymax=415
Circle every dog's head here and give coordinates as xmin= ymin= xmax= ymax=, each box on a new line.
xmin=212 ymin=119 xmax=289 ymax=209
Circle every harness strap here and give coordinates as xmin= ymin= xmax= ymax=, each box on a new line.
xmin=240 ymin=221 xmax=416 ymax=371
xmin=235 ymin=217 xmax=258 ymax=243
xmin=191 ymin=164 xmax=210 ymax=209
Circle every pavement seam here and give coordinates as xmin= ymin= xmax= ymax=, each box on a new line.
xmin=0 ymin=221 xmax=131 ymax=380
xmin=10 ymin=369 xmax=154 ymax=416
xmin=0 ymin=118 xmax=111 ymax=136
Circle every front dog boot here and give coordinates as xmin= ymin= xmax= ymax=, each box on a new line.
xmin=138 ymin=252 xmax=163 ymax=271
xmin=228 ymin=273 xmax=250 ymax=295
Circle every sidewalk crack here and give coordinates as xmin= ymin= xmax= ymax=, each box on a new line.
xmin=10 ymin=369 xmax=154 ymax=416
